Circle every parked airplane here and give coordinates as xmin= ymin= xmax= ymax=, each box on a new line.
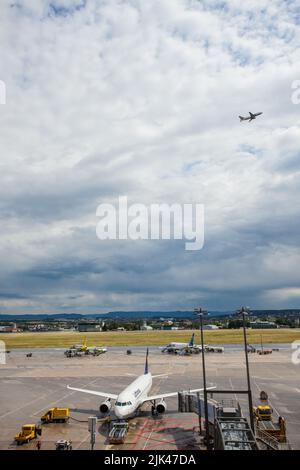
xmin=86 ymin=346 xmax=107 ymax=355
xmin=71 ymin=337 xmax=88 ymax=352
xmin=67 ymin=348 xmax=215 ymax=419
xmin=161 ymin=333 xmax=224 ymax=354
xmin=65 ymin=337 xmax=107 ymax=357
xmin=160 ymin=333 xmax=202 ymax=354
xmin=239 ymin=111 xmax=263 ymax=122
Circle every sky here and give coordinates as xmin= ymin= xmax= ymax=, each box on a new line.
xmin=0 ymin=0 xmax=300 ymax=314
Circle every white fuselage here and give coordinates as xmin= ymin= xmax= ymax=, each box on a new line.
xmin=114 ymin=372 xmax=152 ymax=419
xmin=171 ymin=342 xmax=192 ymax=348
xmin=164 ymin=342 xmax=201 ymax=350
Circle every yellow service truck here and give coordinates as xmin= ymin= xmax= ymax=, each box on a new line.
xmin=41 ymin=407 xmax=69 ymax=423
xmin=253 ymin=405 xmax=273 ymax=421
xmin=15 ymin=424 xmax=42 ymax=445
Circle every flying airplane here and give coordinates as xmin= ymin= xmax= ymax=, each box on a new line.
xmin=239 ymin=111 xmax=263 ymax=122
xmin=67 ymin=348 xmax=215 ymax=419
xmin=160 ymin=333 xmax=202 ymax=354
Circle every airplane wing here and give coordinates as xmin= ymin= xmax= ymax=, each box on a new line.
xmin=67 ymin=385 xmax=118 ymax=400
xmin=144 ymin=386 xmax=216 ymax=402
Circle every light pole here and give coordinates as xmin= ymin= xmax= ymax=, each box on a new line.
xmin=236 ymin=306 xmax=255 ymax=433
xmin=194 ymin=307 xmax=210 ymax=448
xmin=88 ymin=416 xmax=97 ymax=450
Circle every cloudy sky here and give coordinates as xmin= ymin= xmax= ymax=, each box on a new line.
xmin=0 ymin=0 xmax=300 ymax=314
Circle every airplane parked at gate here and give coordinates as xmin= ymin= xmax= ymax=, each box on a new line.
xmin=67 ymin=348 xmax=215 ymax=419
xmin=160 ymin=333 xmax=202 ymax=354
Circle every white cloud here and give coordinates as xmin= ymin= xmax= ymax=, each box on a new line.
xmin=0 ymin=0 xmax=300 ymax=312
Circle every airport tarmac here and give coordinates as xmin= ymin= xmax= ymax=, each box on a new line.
xmin=0 ymin=346 xmax=299 ymax=450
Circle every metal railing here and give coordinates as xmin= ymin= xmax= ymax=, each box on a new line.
xmin=255 ymin=426 xmax=292 ymax=450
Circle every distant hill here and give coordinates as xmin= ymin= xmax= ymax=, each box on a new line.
xmin=0 ymin=310 xmax=231 ymax=321
xmin=0 ymin=313 xmax=83 ymax=321
xmin=0 ymin=309 xmax=299 ymax=321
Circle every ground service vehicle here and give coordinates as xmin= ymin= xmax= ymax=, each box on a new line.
xmin=205 ymin=346 xmax=224 ymax=353
xmin=254 ymin=405 xmax=273 ymax=420
xmin=55 ymin=439 xmax=72 ymax=450
xmin=258 ymin=349 xmax=272 ymax=355
xmin=260 ymin=390 xmax=268 ymax=401
xmin=256 ymin=416 xmax=287 ymax=443
xmin=64 ymin=348 xmax=82 ymax=357
xmin=108 ymin=421 xmax=129 ymax=444
xmin=15 ymin=424 xmax=42 ymax=444
xmin=41 ymin=407 xmax=69 ymax=423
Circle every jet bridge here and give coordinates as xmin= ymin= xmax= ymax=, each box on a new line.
xmin=213 ymin=401 xmax=258 ymax=450
xmin=178 ymin=393 xmax=258 ymax=450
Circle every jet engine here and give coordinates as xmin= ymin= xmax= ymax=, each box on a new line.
xmin=155 ymin=399 xmax=167 ymax=414
xmin=99 ymin=399 xmax=111 ymax=414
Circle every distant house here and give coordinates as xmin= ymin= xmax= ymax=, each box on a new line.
xmin=202 ymin=324 xmax=219 ymax=330
xmin=77 ymin=321 xmax=103 ymax=332
xmin=0 ymin=326 xmax=13 ymax=333
xmin=0 ymin=323 xmax=17 ymax=333
xmin=249 ymin=321 xmax=277 ymax=329
xmin=140 ymin=321 xmax=153 ymax=331
xmin=161 ymin=325 xmax=179 ymax=330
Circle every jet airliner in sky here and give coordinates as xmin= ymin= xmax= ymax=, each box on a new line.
xmin=239 ymin=111 xmax=263 ymax=122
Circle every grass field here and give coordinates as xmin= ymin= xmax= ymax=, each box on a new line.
xmin=0 ymin=328 xmax=299 ymax=349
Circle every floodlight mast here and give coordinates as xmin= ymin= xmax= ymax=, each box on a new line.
xmin=236 ymin=306 xmax=255 ymax=433
xmin=194 ymin=307 xmax=210 ymax=448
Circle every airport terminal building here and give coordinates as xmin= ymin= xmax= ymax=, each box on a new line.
xmin=77 ymin=321 xmax=103 ymax=332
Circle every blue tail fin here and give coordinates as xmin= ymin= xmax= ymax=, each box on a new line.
xmin=144 ymin=348 xmax=149 ymax=374
xmin=188 ymin=333 xmax=195 ymax=347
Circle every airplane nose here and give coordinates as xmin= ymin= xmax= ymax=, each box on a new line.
xmin=115 ymin=407 xmax=130 ymax=419
xmin=115 ymin=407 xmax=125 ymax=419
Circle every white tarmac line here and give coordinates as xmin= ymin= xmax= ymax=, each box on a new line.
xmin=32 ymin=377 xmax=102 ymax=416
xmin=229 ymin=378 xmax=238 ymax=402
xmin=0 ymin=376 xmax=102 ymax=420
